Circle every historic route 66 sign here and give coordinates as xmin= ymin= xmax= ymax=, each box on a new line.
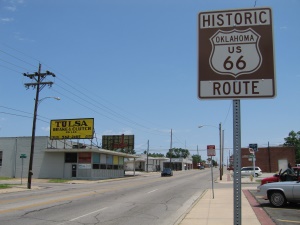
xmin=209 ymin=28 xmax=262 ymax=77
xmin=198 ymin=7 xmax=276 ymax=99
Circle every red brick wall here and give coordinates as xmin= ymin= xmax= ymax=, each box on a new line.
xmin=241 ymin=146 xmax=295 ymax=173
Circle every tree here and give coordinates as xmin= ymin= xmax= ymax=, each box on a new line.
xmin=192 ymin=155 xmax=206 ymax=167
xmin=283 ymin=130 xmax=300 ymax=164
xmin=119 ymin=148 xmax=136 ymax=154
xmin=192 ymin=154 xmax=201 ymax=163
xmin=166 ymin=148 xmax=190 ymax=158
xmin=143 ymin=151 xmax=165 ymax=157
xmin=212 ymin=159 xmax=218 ymax=167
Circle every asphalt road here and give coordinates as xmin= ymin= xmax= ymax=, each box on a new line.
xmin=0 ymin=169 xmax=215 ymax=225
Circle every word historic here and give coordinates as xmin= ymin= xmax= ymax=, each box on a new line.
xmin=200 ymin=9 xmax=271 ymax=29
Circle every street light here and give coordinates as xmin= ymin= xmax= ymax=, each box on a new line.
xmin=198 ymin=123 xmax=223 ymax=180
xmin=38 ymin=97 xmax=60 ymax=105
xmin=27 ymin=96 xmax=60 ymax=189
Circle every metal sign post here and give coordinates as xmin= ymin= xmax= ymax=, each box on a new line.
xmin=20 ymin=154 xmax=27 ymax=185
xmin=198 ymin=7 xmax=275 ymax=225
xmin=207 ymin=157 xmax=214 ymax=199
xmin=233 ymin=100 xmax=241 ymax=225
xmin=210 ymin=156 xmax=214 ymax=199
xmin=207 ymin=145 xmax=216 ymax=199
xmin=249 ymin=143 xmax=258 ymax=177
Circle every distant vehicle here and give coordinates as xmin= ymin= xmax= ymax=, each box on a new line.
xmin=257 ymin=181 xmax=300 ymax=207
xmin=241 ymin=166 xmax=262 ymax=177
xmin=161 ymin=168 xmax=173 ymax=177
xmin=260 ymin=167 xmax=300 ymax=185
xmin=199 ymin=166 xmax=205 ymax=170
xmin=227 ymin=166 xmax=234 ymax=171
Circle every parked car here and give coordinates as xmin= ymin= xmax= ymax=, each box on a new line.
xmin=241 ymin=166 xmax=262 ymax=177
xmin=257 ymin=181 xmax=300 ymax=207
xmin=161 ymin=168 xmax=173 ymax=177
xmin=199 ymin=165 xmax=205 ymax=170
xmin=260 ymin=167 xmax=300 ymax=185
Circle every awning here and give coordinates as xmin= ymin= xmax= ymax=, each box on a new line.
xmin=44 ymin=148 xmax=139 ymax=158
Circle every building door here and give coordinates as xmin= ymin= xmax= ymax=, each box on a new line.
xmin=72 ymin=164 xmax=77 ymax=177
xmin=278 ymin=159 xmax=288 ymax=171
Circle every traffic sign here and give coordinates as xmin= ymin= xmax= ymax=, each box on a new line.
xmin=20 ymin=154 xmax=27 ymax=159
xmin=207 ymin=145 xmax=216 ymax=156
xmin=249 ymin=143 xmax=258 ymax=152
xmin=198 ymin=7 xmax=276 ymax=99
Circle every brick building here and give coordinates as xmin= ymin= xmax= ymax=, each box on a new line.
xmin=241 ymin=146 xmax=296 ymax=173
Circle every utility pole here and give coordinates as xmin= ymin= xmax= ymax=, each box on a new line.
xmin=23 ymin=63 xmax=56 ymax=189
xmin=146 ymin=140 xmax=149 ymax=172
xmin=169 ymin=129 xmax=172 ymax=169
xmin=222 ymin=129 xmax=224 ymax=176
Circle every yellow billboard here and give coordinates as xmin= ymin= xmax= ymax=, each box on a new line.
xmin=50 ymin=118 xmax=94 ymax=140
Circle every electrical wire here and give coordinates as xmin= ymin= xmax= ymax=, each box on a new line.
xmin=0 ymin=42 xmax=232 ymax=153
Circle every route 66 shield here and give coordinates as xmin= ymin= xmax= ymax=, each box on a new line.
xmin=209 ymin=28 xmax=262 ymax=78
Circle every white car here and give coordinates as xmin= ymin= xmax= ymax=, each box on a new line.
xmin=257 ymin=181 xmax=300 ymax=207
xmin=241 ymin=166 xmax=262 ymax=177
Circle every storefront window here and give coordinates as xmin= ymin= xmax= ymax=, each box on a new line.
xmin=65 ymin=153 xmax=77 ymax=163
xmin=78 ymin=152 xmax=91 ymax=163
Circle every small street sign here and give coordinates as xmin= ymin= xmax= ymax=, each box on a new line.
xmin=20 ymin=154 xmax=27 ymax=159
xmin=198 ymin=7 xmax=275 ymax=99
xmin=249 ymin=143 xmax=258 ymax=152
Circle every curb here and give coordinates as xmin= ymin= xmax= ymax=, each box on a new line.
xmin=243 ymin=190 xmax=276 ymax=225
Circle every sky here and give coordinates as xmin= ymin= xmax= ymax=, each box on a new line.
xmin=0 ymin=0 xmax=299 ymax=162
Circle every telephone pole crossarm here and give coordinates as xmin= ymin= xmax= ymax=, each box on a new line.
xmin=24 ymin=82 xmax=54 ymax=89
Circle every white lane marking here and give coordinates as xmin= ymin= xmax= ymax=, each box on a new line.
xmin=57 ymin=207 xmax=108 ymax=224
xmin=147 ymin=189 xmax=158 ymax=194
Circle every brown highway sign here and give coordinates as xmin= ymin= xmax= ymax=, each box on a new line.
xmin=198 ymin=7 xmax=276 ymax=99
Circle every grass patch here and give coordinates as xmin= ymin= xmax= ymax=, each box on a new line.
xmin=0 ymin=177 xmax=12 ymax=180
xmin=0 ymin=184 xmax=13 ymax=189
xmin=48 ymin=179 xmax=69 ymax=183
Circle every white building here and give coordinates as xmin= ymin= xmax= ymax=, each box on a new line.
xmin=0 ymin=136 xmax=138 ymax=180
xmin=124 ymin=154 xmax=193 ymax=172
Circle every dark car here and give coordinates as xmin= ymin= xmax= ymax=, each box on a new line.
xmin=161 ymin=168 xmax=173 ymax=177
xmin=199 ymin=166 xmax=205 ymax=170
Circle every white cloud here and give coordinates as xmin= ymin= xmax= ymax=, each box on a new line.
xmin=4 ymin=6 xmax=16 ymax=11
xmin=1 ymin=17 xmax=14 ymax=23
xmin=41 ymin=126 xmax=50 ymax=132
xmin=13 ymin=32 xmax=35 ymax=42
xmin=99 ymin=129 xmax=134 ymax=135
xmin=3 ymin=0 xmax=25 ymax=12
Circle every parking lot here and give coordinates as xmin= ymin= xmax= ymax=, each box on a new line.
xmin=250 ymin=182 xmax=300 ymax=225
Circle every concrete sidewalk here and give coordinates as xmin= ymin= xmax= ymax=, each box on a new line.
xmin=177 ymin=172 xmax=274 ymax=225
